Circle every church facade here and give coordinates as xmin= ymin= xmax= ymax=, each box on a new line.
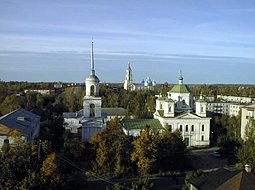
xmin=154 ymin=73 xmax=211 ymax=147
xmin=63 ymin=42 xmax=106 ymax=142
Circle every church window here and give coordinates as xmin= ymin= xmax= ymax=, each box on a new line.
xmin=201 ymin=135 xmax=204 ymax=141
xmin=90 ymin=104 xmax=95 ymax=117
xmin=202 ymin=124 xmax=204 ymax=131
xmin=169 ymin=106 xmax=171 ymax=112
xmin=168 ymin=125 xmax=172 ymax=132
xmin=90 ymin=85 xmax=95 ymax=96
xmin=160 ymin=103 xmax=163 ymax=109
xmin=180 ymin=125 xmax=182 ymax=131
xmin=201 ymin=106 xmax=204 ymax=112
xmin=185 ymin=125 xmax=188 ymax=132
xmin=191 ymin=125 xmax=194 ymax=131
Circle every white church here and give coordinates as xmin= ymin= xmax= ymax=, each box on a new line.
xmin=63 ymin=42 xmax=106 ymax=142
xmin=154 ymin=73 xmax=211 ymax=147
xmin=124 ymin=63 xmax=156 ymax=91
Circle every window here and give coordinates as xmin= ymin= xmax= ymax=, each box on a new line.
xmin=201 ymin=135 xmax=204 ymax=141
xmin=90 ymin=104 xmax=95 ymax=117
xmin=90 ymin=85 xmax=95 ymax=96
xmin=180 ymin=125 xmax=182 ymax=131
xmin=169 ymin=106 xmax=171 ymax=112
xmin=202 ymin=125 xmax=204 ymax=131
xmin=160 ymin=103 xmax=162 ymax=109
xmin=168 ymin=125 xmax=172 ymax=132
xmin=201 ymin=106 xmax=204 ymax=112
xmin=191 ymin=125 xmax=194 ymax=132
xmin=185 ymin=125 xmax=188 ymax=132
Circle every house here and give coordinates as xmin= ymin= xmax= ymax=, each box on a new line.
xmin=0 ymin=108 xmax=40 ymax=148
xmin=101 ymin=107 xmax=126 ymax=121
xmin=189 ymin=167 xmax=255 ymax=190
xmin=241 ymin=104 xmax=255 ymax=140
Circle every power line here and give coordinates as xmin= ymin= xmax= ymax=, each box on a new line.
xmin=44 ymin=146 xmax=132 ymax=190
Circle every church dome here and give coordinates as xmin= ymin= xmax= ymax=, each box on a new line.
xmin=85 ymin=75 xmax=100 ymax=83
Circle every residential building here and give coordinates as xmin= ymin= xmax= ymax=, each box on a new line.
xmin=0 ymin=108 xmax=40 ymax=148
xmin=189 ymin=167 xmax=255 ymax=190
xmin=101 ymin=107 xmax=126 ymax=122
xmin=154 ymin=72 xmax=211 ymax=147
xmin=241 ymin=104 xmax=255 ymax=140
xmin=206 ymin=102 xmax=230 ymax=115
xmin=24 ymin=89 xmax=54 ymax=95
xmin=217 ymin=95 xmax=253 ymax=104
xmin=229 ymin=103 xmax=244 ymax=116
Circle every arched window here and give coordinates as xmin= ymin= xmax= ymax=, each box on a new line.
xmin=169 ymin=106 xmax=171 ymax=113
xmin=185 ymin=125 xmax=188 ymax=132
xmin=180 ymin=125 xmax=182 ymax=132
xmin=90 ymin=85 xmax=95 ymax=96
xmin=90 ymin=104 xmax=95 ymax=117
xmin=201 ymin=106 xmax=204 ymax=112
xmin=202 ymin=124 xmax=204 ymax=131
xmin=191 ymin=125 xmax=194 ymax=132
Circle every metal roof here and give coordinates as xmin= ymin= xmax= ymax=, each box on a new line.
xmin=0 ymin=108 xmax=40 ymax=137
xmin=169 ymin=84 xmax=191 ymax=93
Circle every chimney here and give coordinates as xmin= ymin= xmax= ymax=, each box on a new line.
xmin=245 ymin=164 xmax=251 ymax=173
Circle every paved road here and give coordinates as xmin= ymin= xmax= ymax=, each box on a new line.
xmin=186 ymin=146 xmax=228 ymax=170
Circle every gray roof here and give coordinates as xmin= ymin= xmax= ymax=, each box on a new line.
xmin=101 ymin=107 xmax=126 ymax=116
xmin=0 ymin=108 xmax=40 ymax=137
xmin=85 ymin=75 xmax=100 ymax=82
xmin=189 ymin=168 xmax=255 ymax=190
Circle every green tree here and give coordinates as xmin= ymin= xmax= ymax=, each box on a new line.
xmin=131 ymin=129 xmax=157 ymax=175
xmin=90 ymin=118 xmax=132 ymax=177
xmin=236 ymin=119 xmax=255 ymax=169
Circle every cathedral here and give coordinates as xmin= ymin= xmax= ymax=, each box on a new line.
xmin=154 ymin=73 xmax=211 ymax=147
xmin=124 ymin=63 xmax=156 ymax=91
xmin=63 ymin=42 xmax=106 ymax=142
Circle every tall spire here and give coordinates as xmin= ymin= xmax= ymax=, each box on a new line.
xmin=91 ymin=40 xmax=95 ymax=76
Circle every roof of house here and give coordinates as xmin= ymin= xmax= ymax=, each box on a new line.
xmin=123 ymin=119 xmax=163 ymax=130
xmin=101 ymin=107 xmax=126 ymax=116
xmin=169 ymin=84 xmax=191 ymax=93
xmin=189 ymin=168 xmax=255 ymax=190
xmin=0 ymin=108 xmax=40 ymax=137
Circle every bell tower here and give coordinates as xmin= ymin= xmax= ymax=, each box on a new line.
xmin=124 ymin=62 xmax=133 ymax=91
xmin=84 ymin=41 xmax=102 ymax=118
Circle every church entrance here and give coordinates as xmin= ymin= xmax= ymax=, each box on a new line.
xmin=184 ymin=137 xmax=189 ymax=146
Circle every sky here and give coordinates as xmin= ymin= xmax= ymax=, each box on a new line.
xmin=0 ymin=0 xmax=255 ymax=84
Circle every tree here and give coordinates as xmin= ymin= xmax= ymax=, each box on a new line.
xmin=90 ymin=118 xmax=133 ymax=177
xmin=236 ymin=119 xmax=255 ymax=169
xmin=131 ymin=128 xmax=157 ymax=175
xmin=154 ymin=130 xmax=186 ymax=171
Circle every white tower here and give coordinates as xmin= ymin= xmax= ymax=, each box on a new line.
xmin=84 ymin=41 xmax=102 ymax=118
xmin=124 ymin=63 xmax=133 ymax=91
xmin=196 ymin=95 xmax=207 ymax=117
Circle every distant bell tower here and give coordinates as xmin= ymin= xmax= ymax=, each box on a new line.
xmin=84 ymin=41 xmax=102 ymax=118
xmin=124 ymin=62 xmax=133 ymax=91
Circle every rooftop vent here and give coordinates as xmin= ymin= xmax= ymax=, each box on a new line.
xmin=17 ymin=117 xmax=25 ymax=121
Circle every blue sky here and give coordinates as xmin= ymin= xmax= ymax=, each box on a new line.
xmin=0 ymin=0 xmax=255 ymax=84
